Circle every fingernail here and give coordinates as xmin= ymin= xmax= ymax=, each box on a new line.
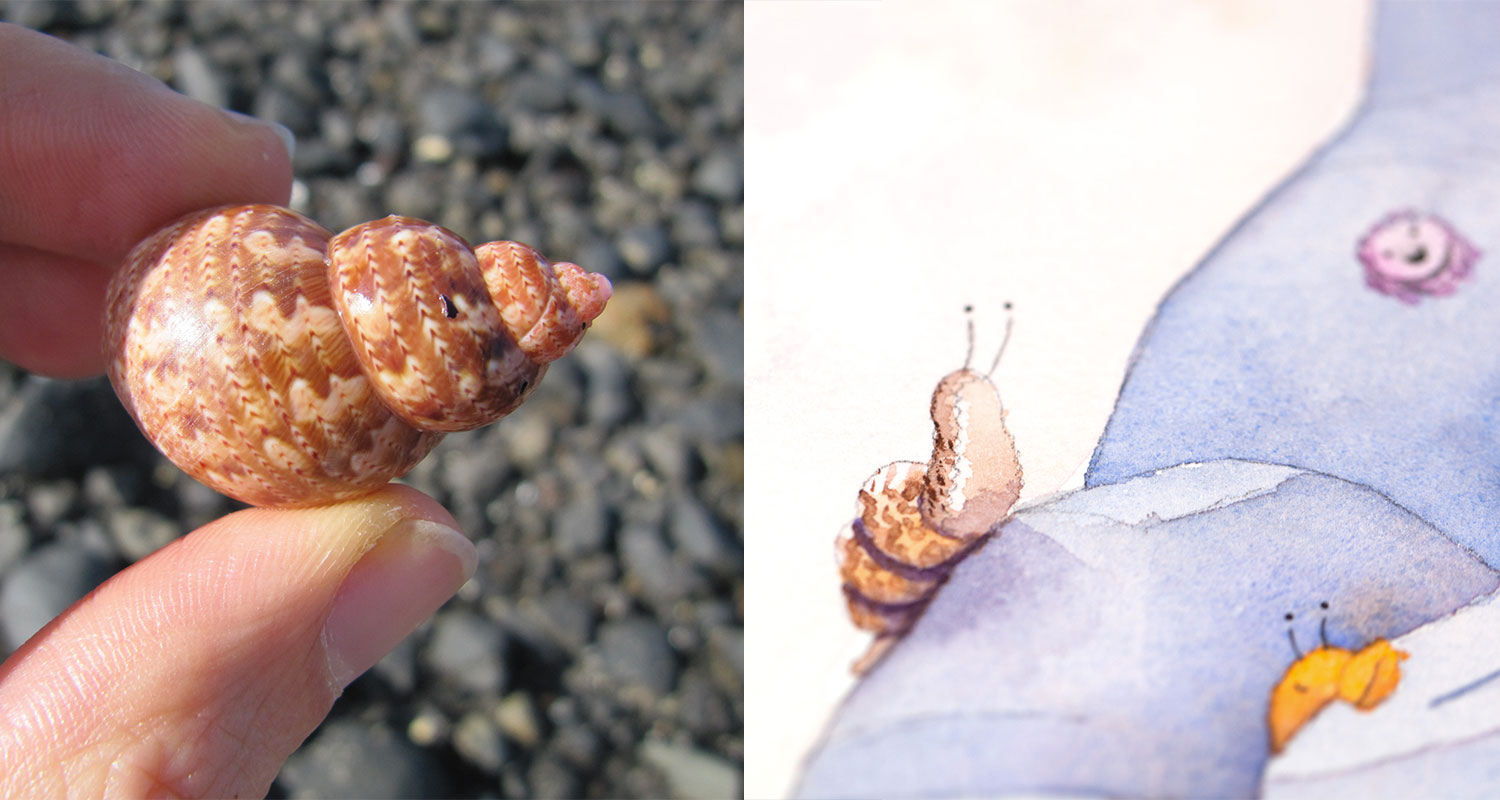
xmin=223 ymin=109 xmax=296 ymax=161
xmin=321 ymin=518 xmax=477 ymax=688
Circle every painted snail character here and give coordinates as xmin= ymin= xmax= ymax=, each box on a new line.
xmin=837 ymin=305 xmax=1023 ymax=674
xmin=1267 ymin=602 xmax=1409 ymax=754
xmin=103 ymin=203 xmax=612 ymax=508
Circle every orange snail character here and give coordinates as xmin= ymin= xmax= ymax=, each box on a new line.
xmin=836 ymin=305 xmax=1024 ymax=674
xmin=1268 ymin=603 xmax=1409 ymax=754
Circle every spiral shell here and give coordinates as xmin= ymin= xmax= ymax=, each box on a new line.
xmin=103 ymin=204 xmax=612 ymax=508
xmin=838 ymin=308 xmax=1022 ymax=672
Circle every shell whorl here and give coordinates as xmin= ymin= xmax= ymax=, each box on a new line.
xmin=104 ymin=204 xmax=611 ymax=507
xmin=838 ymin=307 xmax=1023 ymax=659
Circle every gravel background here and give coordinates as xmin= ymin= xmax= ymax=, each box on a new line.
xmin=0 ymin=2 xmax=743 ymax=797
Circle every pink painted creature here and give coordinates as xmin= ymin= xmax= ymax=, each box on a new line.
xmin=1357 ymin=210 xmax=1480 ymax=304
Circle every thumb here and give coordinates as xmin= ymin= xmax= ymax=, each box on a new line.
xmin=0 ymin=484 xmax=476 ymax=799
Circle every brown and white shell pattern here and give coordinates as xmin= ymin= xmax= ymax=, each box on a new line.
xmin=837 ymin=308 xmax=1023 ymax=673
xmin=104 ymin=204 xmax=611 ymax=508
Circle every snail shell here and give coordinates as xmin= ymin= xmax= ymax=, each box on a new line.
xmin=838 ymin=308 xmax=1022 ymax=671
xmin=103 ymin=204 xmax=612 ymax=508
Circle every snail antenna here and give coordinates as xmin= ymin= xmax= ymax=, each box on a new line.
xmin=985 ymin=301 xmax=1014 ymax=378
xmin=1319 ymin=617 xmax=1329 ymax=649
xmin=962 ymin=304 xmax=976 ymax=370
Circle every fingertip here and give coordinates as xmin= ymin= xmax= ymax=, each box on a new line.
xmin=0 ymin=25 xmax=295 ymax=264
xmin=0 ymin=484 xmax=472 ymax=798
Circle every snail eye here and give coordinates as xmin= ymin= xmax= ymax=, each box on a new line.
xmin=439 ymin=294 xmax=459 ymax=319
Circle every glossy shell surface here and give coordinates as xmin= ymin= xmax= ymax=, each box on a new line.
xmin=104 ymin=204 xmax=610 ymax=507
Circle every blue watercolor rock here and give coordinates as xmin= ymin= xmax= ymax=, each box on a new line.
xmin=797 ymin=461 xmax=1498 ymax=798
xmin=1086 ymin=119 xmax=1500 ymax=567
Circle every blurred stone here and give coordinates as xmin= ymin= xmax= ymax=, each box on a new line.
xmin=588 ymin=282 xmax=671 ymax=358
xmin=171 ymin=44 xmax=227 ymax=107
xmin=529 ymin=755 xmax=582 ymax=800
xmin=83 ymin=465 xmax=145 ymax=509
xmin=453 ymin=710 xmax=508 ymax=774
xmin=573 ymin=342 xmax=634 ymax=428
xmin=406 ymin=704 xmax=451 ymax=747
xmin=106 ymin=507 xmax=180 ymax=562
xmin=0 ymin=542 xmax=114 ymax=649
xmin=678 ymin=668 xmax=734 ymax=737
xmin=278 ymin=720 xmax=447 ymax=799
xmin=597 ymin=616 xmax=677 ymax=695
xmin=552 ymin=493 xmax=609 ymax=558
xmin=620 ymin=522 xmax=704 ymax=607
xmin=690 ymin=308 xmax=744 ymax=385
xmin=551 ymin=724 xmax=603 ymax=769
xmin=0 ymin=500 xmax=28 ymax=576
xmin=256 ymin=84 xmax=319 ymax=136
xmin=25 ymin=480 xmax=76 ymax=529
xmin=691 ymin=146 xmax=743 ymax=202
xmin=574 ymin=79 xmax=658 ymax=137
xmin=640 ymin=740 xmax=742 ymax=800
xmin=495 ymin=691 xmax=542 ymax=747
xmin=668 ymin=494 xmax=738 ymax=577
xmin=0 ymin=377 xmax=147 ymax=477
xmin=475 ymin=35 xmax=519 ymax=77
xmin=419 ymin=87 xmax=506 ymax=158
xmin=618 ymin=224 xmax=672 ymax=274
xmin=422 ymin=609 xmax=507 ymax=695
xmin=672 ymin=200 xmax=721 ymax=249
xmin=371 ymin=629 xmax=419 ymax=693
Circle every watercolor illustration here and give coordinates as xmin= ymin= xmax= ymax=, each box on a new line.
xmin=752 ymin=1 xmax=1500 ymax=797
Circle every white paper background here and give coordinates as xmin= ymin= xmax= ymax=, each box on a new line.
xmin=745 ymin=2 xmax=1369 ymax=797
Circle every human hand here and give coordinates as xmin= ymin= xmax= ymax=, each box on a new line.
xmin=0 ymin=24 xmax=477 ymax=797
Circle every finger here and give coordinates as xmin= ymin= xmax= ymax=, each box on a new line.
xmin=0 ymin=242 xmax=112 ymax=377
xmin=0 ymin=485 xmax=476 ymax=799
xmin=0 ymin=23 xmax=293 ymax=266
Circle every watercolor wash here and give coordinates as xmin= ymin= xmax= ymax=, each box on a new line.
xmin=796 ymin=2 xmax=1500 ymax=797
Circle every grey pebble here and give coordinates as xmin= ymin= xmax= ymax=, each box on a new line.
xmin=171 ymin=44 xmax=227 ymax=107
xmin=0 ymin=500 xmax=29 ymax=576
xmin=528 ymin=755 xmax=583 ymax=800
xmin=422 ymin=609 xmax=508 ymax=695
xmin=0 ymin=542 xmax=114 ymax=649
xmin=105 ymin=506 xmax=180 ymax=562
xmin=618 ymin=224 xmax=673 ymax=275
xmin=552 ymin=492 xmax=610 ymax=559
xmin=669 ymin=493 xmax=739 ymax=578
xmin=551 ymin=723 xmax=603 ymax=769
xmin=523 ymin=585 xmax=595 ymax=653
xmin=573 ymin=342 xmax=635 ymax=429
xmin=691 ymin=308 xmax=745 ymax=385
xmin=255 ymin=84 xmax=319 ymax=137
xmin=640 ymin=740 xmax=743 ymax=800
xmin=597 ymin=616 xmax=677 ymax=696
xmin=691 ymin=146 xmax=744 ymax=202
xmin=0 ymin=377 xmax=146 ymax=476
xmin=25 ymin=480 xmax=77 ymax=529
xmin=278 ymin=719 xmax=447 ymax=800
xmin=82 ymin=465 xmax=145 ymax=509
xmin=619 ymin=522 xmax=706 ymax=607
xmin=677 ymin=667 xmax=735 ymax=737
